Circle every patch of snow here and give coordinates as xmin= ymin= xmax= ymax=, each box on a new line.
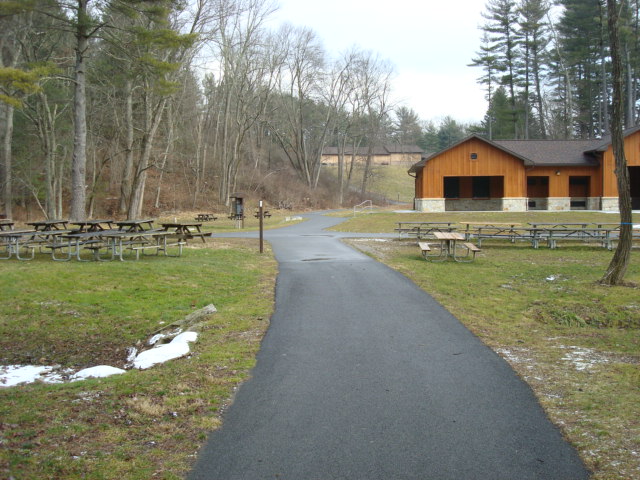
xmin=133 ymin=331 xmax=198 ymax=370
xmin=147 ymin=333 xmax=166 ymax=345
xmin=125 ymin=347 xmax=138 ymax=363
xmin=71 ymin=365 xmax=126 ymax=381
xmin=0 ymin=365 xmax=54 ymax=387
xmin=559 ymin=346 xmax=609 ymax=371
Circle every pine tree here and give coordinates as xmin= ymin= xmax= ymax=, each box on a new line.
xmin=482 ymin=0 xmax=520 ymax=137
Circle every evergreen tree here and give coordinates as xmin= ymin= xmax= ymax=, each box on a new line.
xmin=482 ymin=0 xmax=520 ymax=136
xmin=516 ymin=0 xmax=550 ymax=138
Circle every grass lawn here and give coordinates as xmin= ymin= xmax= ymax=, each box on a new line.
xmin=339 ymin=211 xmax=639 ymax=480
xmin=0 ymin=238 xmax=277 ymax=479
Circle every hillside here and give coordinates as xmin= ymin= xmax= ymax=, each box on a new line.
xmin=322 ymin=164 xmax=415 ymax=205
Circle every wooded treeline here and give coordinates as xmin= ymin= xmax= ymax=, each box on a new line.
xmin=472 ymin=0 xmax=640 ymax=141
xmin=0 ymin=0 xmax=638 ymax=219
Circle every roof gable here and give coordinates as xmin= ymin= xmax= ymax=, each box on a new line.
xmin=408 ymin=135 xmax=533 ymax=173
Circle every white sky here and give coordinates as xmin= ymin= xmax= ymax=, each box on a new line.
xmin=270 ymin=0 xmax=488 ymax=124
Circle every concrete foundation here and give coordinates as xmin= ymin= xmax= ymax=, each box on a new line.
xmin=414 ymin=198 xmax=445 ymax=212
xmin=415 ymin=196 xmax=618 ymax=212
xmin=600 ymin=197 xmax=619 ymax=211
xmin=547 ymin=197 xmax=571 ymax=211
xmin=501 ymin=198 xmax=528 ymax=212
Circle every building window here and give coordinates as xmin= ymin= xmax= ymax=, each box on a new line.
xmin=444 ymin=177 xmax=459 ymax=198
xmin=470 ymin=153 xmax=478 ymax=160
xmin=472 ymin=176 xmax=491 ymax=198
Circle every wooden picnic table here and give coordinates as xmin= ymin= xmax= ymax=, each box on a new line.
xmin=254 ymin=209 xmax=271 ymax=218
xmin=395 ymin=221 xmax=457 ymax=238
xmin=103 ymin=230 xmax=183 ymax=261
xmin=422 ymin=231 xmax=479 ymax=262
xmin=0 ymin=229 xmax=71 ymax=260
xmin=528 ymin=222 xmax=613 ymax=231
xmin=161 ymin=222 xmax=209 ymax=243
xmin=27 ymin=219 xmax=68 ymax=231
xmin=115 ymin=219 xmax=156 ymax=232
xmin=433 ymin=231 xmax=464 ymax=254
xmin=70 ymin=219 xmax=115 ymax=232
xmin=0 ymin=219 xmax=14 ymax=231
xmin=195 ymin=213 xmax=218 ymax=221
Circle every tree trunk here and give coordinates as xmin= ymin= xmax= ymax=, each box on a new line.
xmin=0 ymin=102 xmax=13 ymax=218
xmin=128 ymin=94 xmax=166 ymax=219
xmin=70 ymin=0 xmax=89 ymax=221
xmin=601 ymin=0 xmax=633 ymax=286
xmin=119 ymin=79 xmax=134 ymax=214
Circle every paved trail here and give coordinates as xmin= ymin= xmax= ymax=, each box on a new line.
xmin=189 ymin=212 xmax=590 ymax=480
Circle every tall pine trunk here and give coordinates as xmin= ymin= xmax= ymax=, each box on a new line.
xmin=70 ymin=0 xmax=89 ymax=221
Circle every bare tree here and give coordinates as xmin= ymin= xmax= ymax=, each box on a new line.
xmin=268 ymin=25 xmax=331 ymax=188
xmin=601 ymin=0 xmax=633 ymax=286
xmin=0 ymin=8 xmax=33 ymax=218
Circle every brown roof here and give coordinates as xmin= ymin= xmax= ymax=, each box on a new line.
xmin=322 ymin=144 xmax=423 ymax=156
xmin=384 ymin=144 xmax=424 ymax=154
xmin=407 ymin=133 xmax=625 ymax=173
xmin=493 ymin=139 xmax=601 ymax=166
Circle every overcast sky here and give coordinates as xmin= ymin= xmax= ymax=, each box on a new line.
xmin=269 ymin=0 xmax=488 ymax=124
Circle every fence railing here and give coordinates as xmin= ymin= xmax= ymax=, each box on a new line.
xmin=353 ymin=200 xmax=373 ymax=216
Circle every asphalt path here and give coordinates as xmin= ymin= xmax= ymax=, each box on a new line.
xmin=189 ymin=212 xmax=590 ymax=479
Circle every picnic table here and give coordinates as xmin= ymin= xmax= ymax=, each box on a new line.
xmin=195 ymin=213 xmax=218 ymax=222
xmin=70 ymin=219 xmax=115 ymax=232
xmin=27 ymin=219 xmax=68 ymax=231
xmin=0 ymin=219 xmax=14 ymax=231
xmin=526 ymin=225 xmax=617 ymax=250
xmin=103 ymin=230 xmax=183 ymax=261
xmin=461 ymin=222 xmax=530 ymax=246
xmin=115 ymin=219 xmax=156 ymax=232
xmin=395 ymin=221 xmax=457 ymax=238
xmin=0 ymin=228 xmax=71 ymax=260
xmin=419 ymin=231 xmax=480 ymax=262
xmin=161 ymin=222 xmax=210 ymax=243
xmin=254 ymin=209 xmax=271 ymax=219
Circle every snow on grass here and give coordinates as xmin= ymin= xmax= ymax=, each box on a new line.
xmin=133 ymin=331 xmax=198 ymax=370
xmin=71 ymin=365 xmax=126 ymax=381
xmin=559 ymin=345 xmax=610 ymax=371
xmin=1 ymin=331 xmax=199 ymax=387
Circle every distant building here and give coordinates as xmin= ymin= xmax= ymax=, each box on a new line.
xmin=409 ymin=129 xmax=640 ymax=212
xmin=322 ymin=144 xmax=423 ymax=166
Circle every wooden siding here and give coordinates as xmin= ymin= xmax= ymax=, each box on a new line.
xmin=602 ymin=130 xmax=640 ymax=196
xmin=526 ymin=166 xmax=601 ymax=197
xmin=420 ymin=138 xmax=526 ymax=198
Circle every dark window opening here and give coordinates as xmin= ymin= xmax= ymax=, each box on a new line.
xmin=472 ymin=176 xmax=491 ymax=198
xmin=444 ymin=177 xmax=459 ymax=198
xmin=569 ymin=177 xmax=588 ymax=186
